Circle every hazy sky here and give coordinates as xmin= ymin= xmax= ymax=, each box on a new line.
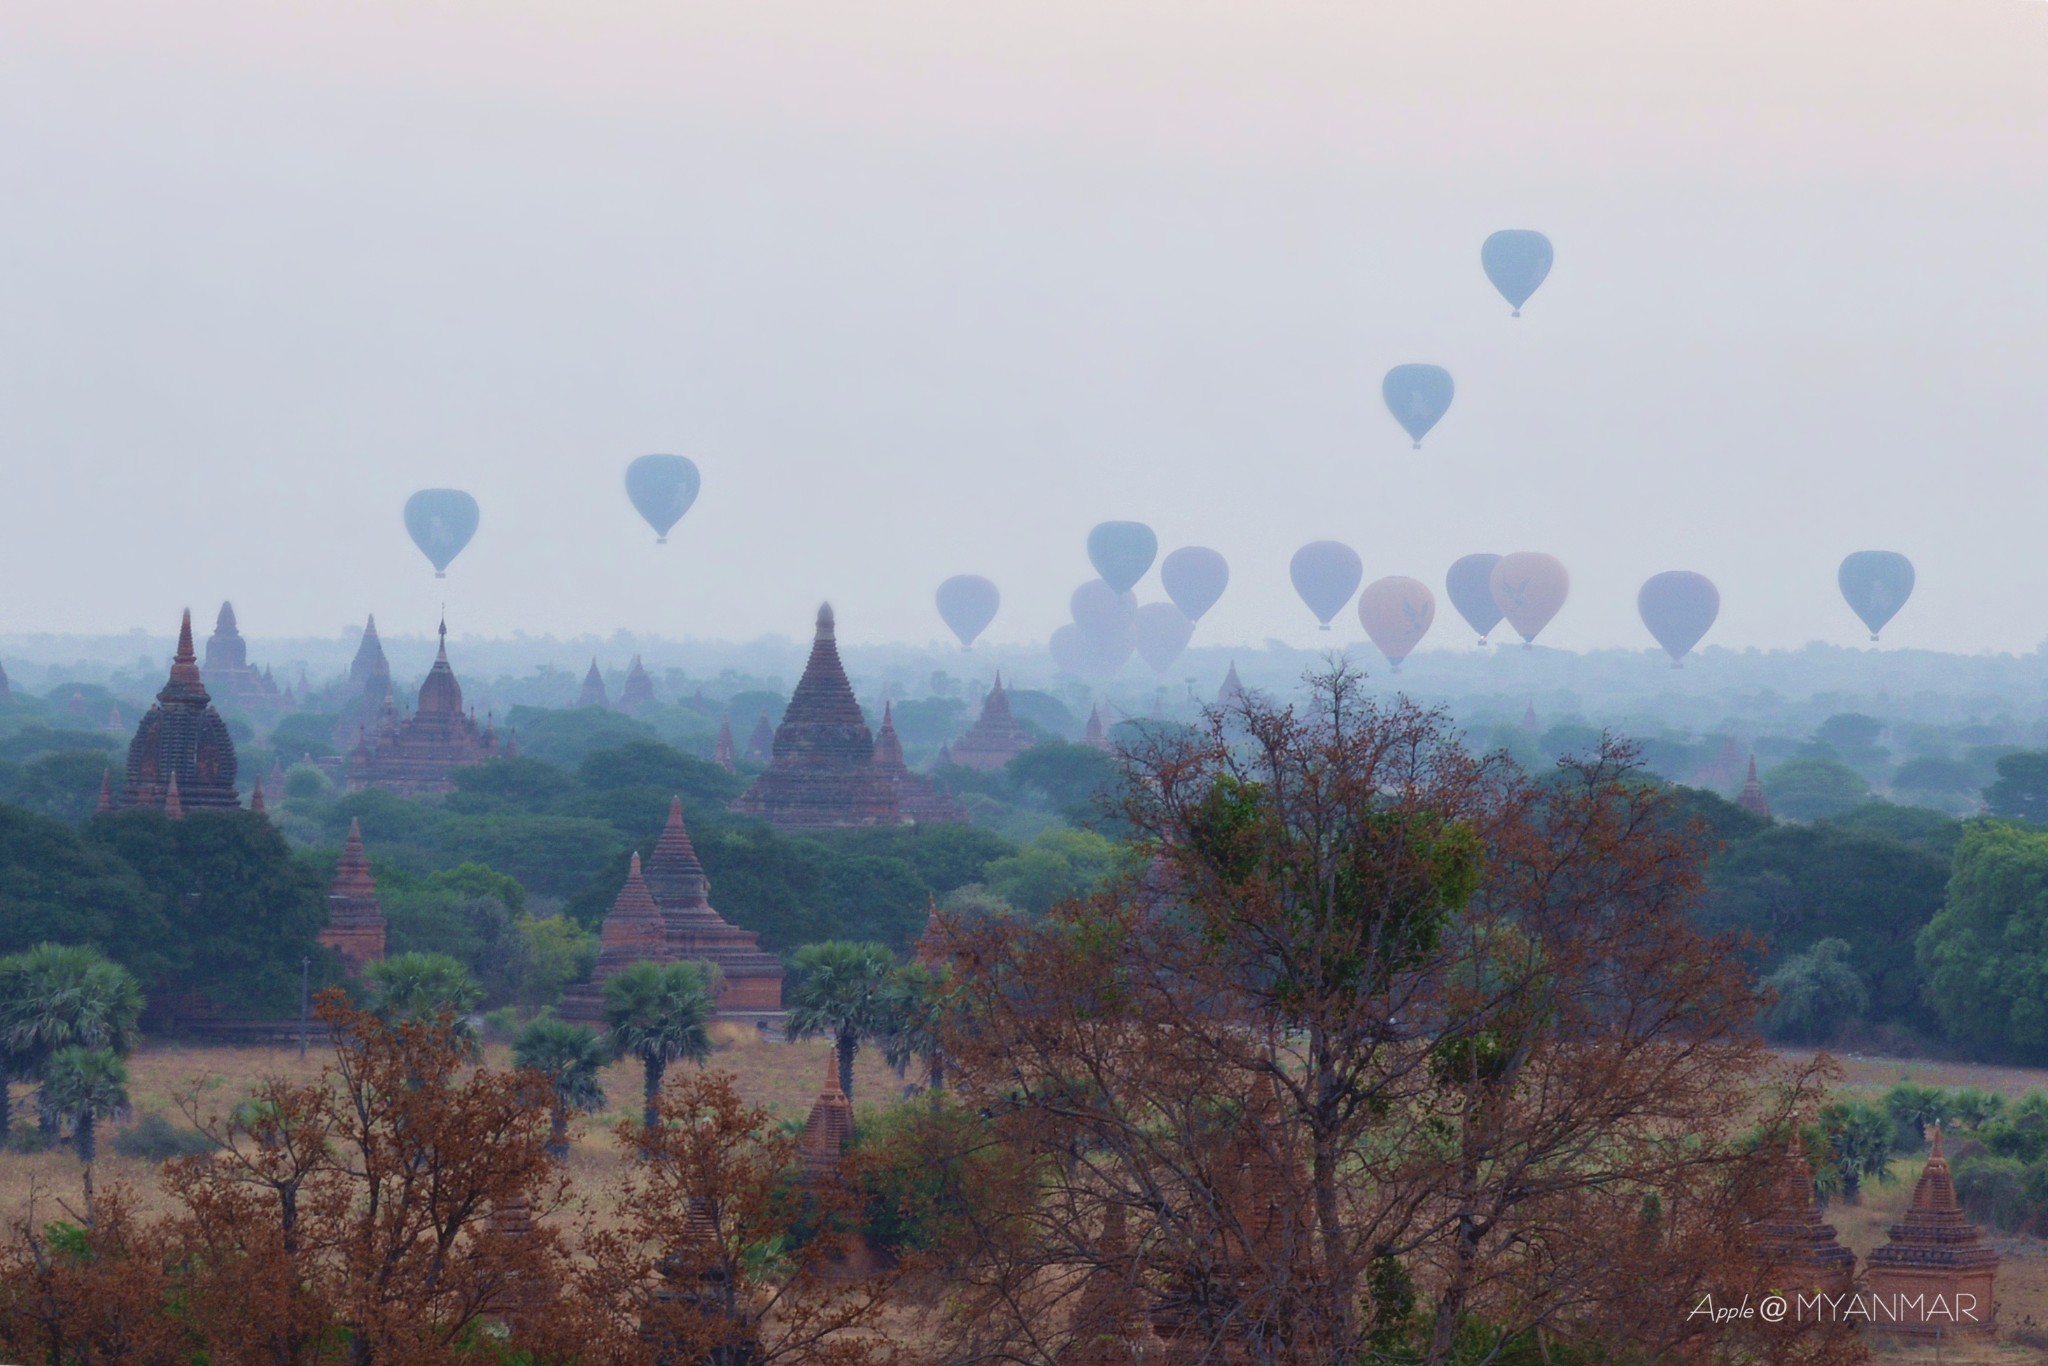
xmin=4 ymin=0 xmax=2045 ymax=654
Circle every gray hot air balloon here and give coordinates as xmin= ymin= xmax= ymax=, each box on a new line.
xmin=1289 ymin=541 xmax=1364 ymax=630
xmin=1087 ymin=521 xmax=1158 ymax=594
xmin=1133 ymin=602 xmax=1194 ymax=673
xmin=1160 ymin=547 xmax=1229 ymax=623
xmin=624 ymin=454 xmax=701 ymax=543
xmin=1838 ymin=551 xmax=1915 ymax=641
xmin=403 ymin=489 xmax=480 ymax=578
xmin=1637 ymin=571 xmax=1720 ymax=666
xmin=1481 ymin=230 xmax=1554 ymax=316
xmin=1382 ymin=365 xmax=1455 ymax=448
xmin=935 ymin=575 xmax=1000 ymax=649
xmin=1445 ymin=553 xmax=1504 ymax=645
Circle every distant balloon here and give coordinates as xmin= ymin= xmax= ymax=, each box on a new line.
xmin=1289 ymin=541 xmax=1364 ymax=630
xmin=1481 ymin=230 xmax=1554 ymax=316
xmin=1087 ymin=521 xmax=1159 ymax=593
xmin=1488 ymin=553 xmax=1570 ymax=647
xmin=1134 ymin=603 xmax=1195 ymax=673
xmin=1048 ymin=624 xmax=1094 ymax=676
xmin=1382 ymin=365 xmax=1455 ymax=448
xmin=1357 ymin=577 xmax=1436 ymax=669
xmin=403 ymin=489 xmax=479 ymax=578
xmin=624 ymin=454 xmax=701 ymax=543
xmin=1070 ymin=580 xmax=1138 ymax=643
xmin=1445 ymin=554 xmax=1505 ymax=645
xmin=1160 ymin=547 xmax=1229 ymax=623
xmin=935 ymin=575 xmax=1000 ymax=649
xmin=1839 ymin=551 xmax=1916 ymax=641
xmin=1637 ymin=571 xmax=1720 ymax=665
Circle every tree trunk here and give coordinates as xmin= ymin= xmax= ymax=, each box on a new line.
xmin=549 ymin=1103 xmax=569 ymax=1159
xmin=644 ymin=1058 xmax=666 ymax=1134
xmin=77 ymin=1114 xmax=97 ymax=1227
xmin=927 ymin=1051 xmax=946 ymax=1103
xmin=838 ymin=1029 xmax=857 ymax=1099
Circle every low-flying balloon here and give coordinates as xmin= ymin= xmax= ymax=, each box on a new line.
xmin=1087 ymin=521 xmax=1159 ymax=593
xmin=1160 ymin=547 xmax=1229 ymax=622
xmin=624 ymin=454 xmax=701 ymax=543
xmin=1481 ymin=230 xmax=1554 ymax=317
xmin=1839 ymin=551 xmax=1915 ymax=641
xmin=403 ymin=489 xmax=480 ymax=578
xmin=1382 ymin=365 xmax=1455 ymax=448
xmin=1637 ymin=571 xmax=1720 ymax=666
xmin=935 ymin=575 xmax=1000 ymax=649
xmin=1134 ymin=603 xmax=1195 ymax=673
xmin=1290 ymin=541 xmax=1364 ymax=630
xmin=1048 ymin=624 xmax=1093 ymax=676
xmin=1489 ymin=552 xmax=1569 ymax=647
xmin=1445 ymin=554 xmax=1505 ymax=645
xmin=1070 ymin=580 xmax=1138 ymax=642
xmin=1357 ymin=577 xmax=1436 ymax=669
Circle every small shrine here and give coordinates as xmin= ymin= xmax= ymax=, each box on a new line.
xmin=946 ymin=674 xmax=1034 ymax=771
xmin=1865 ymin=1125 xmax=1999 ymax=1341
xmin=1753 ymin=1131 xmax=1855 ymax=1297
xmin=558 ymin=853 xmax=675 ymax=1026
xmin=318 ymin=818 xmax=389 ymax=974
xmin=1737 ymin=757 xmax=1772 ymax=819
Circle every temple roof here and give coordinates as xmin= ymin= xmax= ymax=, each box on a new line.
xmin=800 ymin=1053 xmax=856 ymax=1179
xmin=121 ymin=611 xmax=241 ymax=813
xmin=349 ymin=615 xmax=391 ymax=691
xmin=578 ymin=659 xmax=610 ymax=709
xmin=1738 ymin=756 xmax=1771 ymax=818
xmin=417 ymin=619 xmax=463 ymax=716
xmin=645 ymin=796 xmax=709 ymax=904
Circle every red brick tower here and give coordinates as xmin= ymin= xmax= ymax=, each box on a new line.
xmin=121 ymin=610 xmax=242 ymax=813
xmin=871 ymin=702 xmax=967 ymax=824
xmin=1738 ymin=757 xmax=1772 ymax=819
xmin=1865 ymin=1125 xmax=1999 ymax=1340
xmin=713 ymin=716 xmax=737 ymax=772
xmin=617 ymin=655 xmax=656 ymax=713
xmin=319 ymin=818 xmax=388 ymax=974
xmin=1753 ymin=1130 xmax=1856 ymax=1297
xmin=1083 ymin=705 xmax=1110 ymax=750
xmin=643 ymin=797 xmax=784 ymax=1012
xmin=347 ymin=619 xmax=504 ymax=795
xmin=559 ymin=852 xmax=677 ymax=1026
xmin=577 ymin=660 xmax=610 ymax=709
xmin=746 ymin=710 xmax=775 ymax=764
xmin=947 ymin=674 xmax=1034 ymax=771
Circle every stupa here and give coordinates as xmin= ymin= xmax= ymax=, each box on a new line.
xmin=201 ymin=602 xmax=283 ymax=706
xmin=945 ymin=674 xmax=1035 ymax=771
xmin=1737 ymin=757 xmax=1772 ymax=819
xmin=120 ymin=611 xmax=242 ymax=813
xmin=559 ymin=852 xmax=677 ymax=1026
xmin=1217 ymin=663 xmax=1246 ymax=709
xmin=617 ymin=655 xmax=656 ymax=713
xmin=1752 ymin=1130 xmax=1855 ymax=1297
xmin=871 ymin=703 xmax=967 ymax=823
xmin=643 ymin=797 xmax=784 ymax=1012
xmin=746 ymin=710 xmax=775 ymax=764
xmin=318 ymin=818 xmax=388 ymax=974
xmin=800 ymin=1053 xmax=856 ymax=1181
xmin=331 ymin=615 xmax=394 ymax=749
xmin=1865 ymin=1125 xmax=1999 ymax=1340
xmin=731 ymin=605 xmax=917 ymax=830
xmin=346 ymin=619 xmax=506 ymax=795
xmin=713 ymin=717 xmax=737 ymax=772
xmin=577 ymin=660 xmax=610 ymax=709
xmin=1083 ymin=705 xmax=1111 ymax=750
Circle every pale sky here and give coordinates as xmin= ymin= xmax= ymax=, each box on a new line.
xmin=3 ymin=0 xmax=2045 ymax=654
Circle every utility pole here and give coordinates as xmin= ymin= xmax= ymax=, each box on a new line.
xmin=300 ymin=955 xmax=310 ymax=1059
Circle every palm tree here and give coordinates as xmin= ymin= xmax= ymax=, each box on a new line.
xmin=880 ymin=962 xmax=952 ymax=1100
xmin=0 ymin=943 xmax=145 ymax=1139
xmin=365 ymin=952 xmax=483 ymax=1034
xmin=40 ymin=1046 xmax=130 ymax=1223
xmin=785 ymin=941 xmax=897 ymax=1100
xmin=512 ymin=1017 xmax=610 ymax=1157
xmin=601 ymin=961 xmax=714 ymax=1132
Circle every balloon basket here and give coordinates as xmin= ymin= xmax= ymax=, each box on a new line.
xmin=435 ymin=572 xmax=446 ymax=579
xmin=1869 ymin=634 xmax=1880 ymax=643
xmin=1511 ymin=309 xmax=1521 ymax=318
xmin=656 ymin=536 xmax=667 ymax=545
xmin=1318 ymin=624 xmax=1331 ymax=631
xmin=1412 ymin=442 xmax=1421 ymax=450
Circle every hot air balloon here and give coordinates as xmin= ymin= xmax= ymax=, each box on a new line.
xmin=1382 ymin=365 xmax=1454 ymax=448
xmin=1488 ymin=553 xmax=1569 ymax=647
xmin=1048 ymin=624 xmax=1094 ymax=676
xmin=1087 ymin=521 xmax=1158 ymax=594
xmin=1637 ymin=571 xmax=1720 ymax=666
xmin=935 ymin=575 xmax=1000 ymax=649
xmin=1839 ymin=551 xmax=1915 ymax=641
xmin=1290 ymin=542 xmax=1364 ymax=630
xmin=1070 ymin=580 xmax=1138 ymax=645
xmin=1160 ymin=547 xmax=1229 ymax=623
xmin=624 ymin=454 xmax=701 ymax=543
xmin=1445 ymin=554 xmax=1505 ymax=645
xmin=403 ymin=489 xmax=480 ymax=579
xmin=1357 ymin=577 xmax=1436 ymax=670
xmin=1481 ymin=230 xmax=1554 ymax=317
xmin=1134 ymin=603 xmax=1195 ymax=673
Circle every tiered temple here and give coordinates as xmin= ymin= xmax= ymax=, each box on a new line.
xmin=330 ymin=615 xmax=394 ymax=749
xmin=1083 ymin=705 xmax=1111 ymax=750
xmin=872 ymin=703 xmax=967 ymax=823
xmin=617 ymin=656 xmax=656 ymax=713
xmin=318 ymin=818 xmax=388 ymax=974
xmin=713 ymin=717 xmax=737 ymax=771
xmin=745 ymin=710 xmax=775 ymax=763
xmin=1216 ymin=663 xmax=1246 ymax=709
xmin=643 ymin=798 xmax=784 ymax=1012
xmin=559 ymin=853 xmax=676 ymax=1025
xmin=945 ymin=674 xmax=1034 ymax=770
xmin=577 ymin=660 xmax=610 ymax=709
xmin=1865 ymin=1125 xmax=1999 ymax=1340
xmin=1738 ymin=757 xmax=1772 ymax=819
xmin=120 ymin=611 xmax=242 ymax=813
xmin=201 ymin=602 xmax=284 ymax=706
xmin=1752 ymin=1131 xmax=1856 ymax=1297
xmin=346 ymin=619 xmax=506 ymax=795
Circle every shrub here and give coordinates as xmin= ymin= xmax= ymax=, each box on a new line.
xmin=481 ymin=1006 xmax=521 ymax=1043
xmin=1953 ymin=1155 xmax=2032 ymax=1233
xmin=111 ymin=1112 xmax=213 ymax=1162
xmin=3 ymin=1126 xmax=53 ymax=1155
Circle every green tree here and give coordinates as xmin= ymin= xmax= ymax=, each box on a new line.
xmin=785 ymin=941 xmax=896 ymax=1098
xmin=1985 ymin=752 xmax=2048 ymax=824
xmin=39 ymin=1046 xmax=129 ymax=1222
xmin=1883 ymin=1082 xmax=1948 ymax=1149
xmin=1762 ymin=757 xmax=1870 ymax=821
xmin=1819 ymin=1098 xmax=1898 ymax=1204
xmin=516 ymin=915 xmax=599 ymax=1016
xmin=1920 ymin=821 xmax=2048 ymax=1058
xmin=983 ymin=828 xmax=1121 ymax=915
xmin=1006 ymin=742 xmax=1121 ymax=822
xmin=443 ymin=758 xmax=581 ymax=816
xmin=1760 ymin=938 xmax=1867 ymax=1043
xmin=0 ymin=752 xmax=116 ymax=825
xmin=511 ymin=1017 xmax=609 ymax=1157
xmin=501 ymin=705 xmax=656 ymax=769
xmin=0 ymin=806 xmax=166 ymax=978
xmin=0 ymin=943 xmax=143 ymax=1142
xmin=601 ymin=960 xmax=714 ymax=1132
xmin=879 ymin=962 xmax=952 ymax=1098
xmin=364 ymin=952 xmax=483 ymax=1031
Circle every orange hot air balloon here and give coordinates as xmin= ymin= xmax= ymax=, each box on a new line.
xmin=1488 ymin=553 xmax=1569 ymax=648
xmin=1357 ymin=577 xmax=1435 ymax=670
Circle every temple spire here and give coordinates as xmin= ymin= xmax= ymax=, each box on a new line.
xmin=1738 ymin=756 xmax=1771 ymax=818
xmin=164 ymin=772 xmax=184 ymax=821
xmin=250 ymin=777 xmax=266 ymax=816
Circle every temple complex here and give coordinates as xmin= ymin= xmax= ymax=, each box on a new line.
xmin=1752 ymin=1131 xmax=1856 ymax=1298
xmin=945 ymin=674 xmax=1035 ymax=770
xmin=643 ymin=797 xmax=784 ymax=1012
xmin=318 ymin=818 xmax=388 ymax=974
xmin=201 ymin=602 xmax=285 ymax=706
xmin=872 ymin=703 xmax=967 ymax=823
xmin=345 ymin=619 xmax=507 ymax=796
xmin=558 ymin=852 xmax=676 ymax=1026
xmin=617 ymin=655 xmax=656 ymax=713
xmin=577 ymin=660 xmax=610 ymax=709
xmin=119 ymin=611 xmax=242 ymax=813
xmin=1737 ymin=757 xmax=1772 ymax=819
xmin=713 ymin=717 xmax=737 ymax=771
xmin=1084 ymin=705 xmax=1110 ymax=750
xmin=746 ymin=710 xmax=775 ymax=763
xmin=1865 ymin=1125 xmax=1999 ymax=1340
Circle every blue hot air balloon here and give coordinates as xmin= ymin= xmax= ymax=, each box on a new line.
xmin=403 ymin=489 xmax=480 ymax=578
xmin=1134 ymin=602 xmax=1194 ymax=673
xmin=624 ymin=454 xmax=701 ymax=543
xmin=1289 ymin=541 xmax=1364 ymax=630
xmin=1839 ymin=551 xmax=1915 ymax=641
xmin=1637 ymin=571 xmax=1720 ymax=666
xmin=1445 ymin=554 xmax=1504 ymax=645
xmin=1160 ymin=547 xmax=1229 ymax=623
xmin=1087 ymin=522 xmax=1158 ymax=593
xmin=935 ymin=575 xmax=1000 ymax=649
xmin=1481 ymin=230 xmax=1554 ymax=316
xmin=1382 ymin=365 xmax=1455 ymax=448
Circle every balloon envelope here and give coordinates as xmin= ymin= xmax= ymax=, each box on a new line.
xmin=1357 ymin=577 xmax=1436 ymax=667
xmin=624 ymin=454 xmax=701 ymax=542
xmin=1839 ymin=551 xmax=1915 ymax=640
xmin=1134 ymin=602 xmax=1195 ymax=673
xmin=935 ymin=575 xmax=1000 ymax=649
xmin=1481 ymin=230 xmax=1554 ymax=315
xmin=1087 ymin=521 xmax=1158 ymax=593
xmin=1050 ymin=622 xmax=1131 ymax=678
xmin=1445 ymin=554 xmax=1505 ymax=644
xmin=1160 ymin=547 xmax=1229 ymax=622
xmin=1070 ymin=580 xmax=1138 ymax=644
xmin=1289 ymin=541 xmax=1364 ymax=629
xmin=1637 ymin=571 xmax=1720 ymax=664
xmin=1489 ymin=553 xmax=1570 ymax=645
xmin=1382 ymin=365 xmax=1454 ymax=447
xmin=403 ymin=489 xmax=480 ymax=578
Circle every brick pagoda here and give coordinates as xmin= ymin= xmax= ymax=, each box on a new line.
xmin=120 ymin=610 xmax=242 ymax=813
xmin=346 ymin=619 xmax=506 ymax=796
xmin=1865 ymin=1125 xmax=1999 ymax=1340
xmin=318 ymin=818 xmax=388 ymax=975
xmin=745 ymin=710 xmax=775 ymax=764
xmin=713 ymin=717 xmax=737 ymax=771
xmin=617 ymin=655 xmax=656 ymax=713
xmin=643 ymin=797 xmax=784 ymax=1012
xmin=872 ymin=702 xmax=966 ymax=823
xmin=945 ymin=674 xmax=1035 ymax=771
xmin=577 ymin=660 xmax=610 ymax=709
xmin=331 ymin=615 xmax=394 ymax=749
xmin=559 ymin=852 xmax=676 ymax=1026
xmin=1083 ymin=705 xmax=1110 ymax=750
xmin=1737 ymin=757 xmax=1772 ymax=819
xmin=1753 ymin=1131 xmax=1856 ymax=1297
xmin=201 ymin=602 xmax=285 ymax=706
